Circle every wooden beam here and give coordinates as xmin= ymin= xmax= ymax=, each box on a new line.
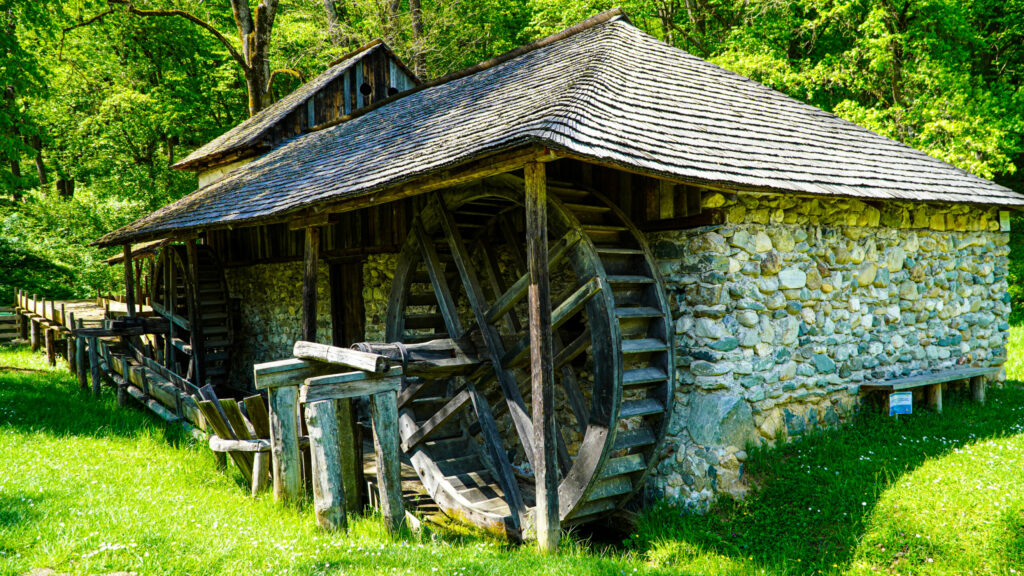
xmin=301 ymin=226 xmax=320 ymax=342
xmin=123 ymin=244 xmax=136 ymax=317
xmin=300 ymin=370 xmax=402 ymax=403
xmin=293 ymin=340 xmax=390 ymax=373
xmin=525 ymin=161 xmax=559 ymax=553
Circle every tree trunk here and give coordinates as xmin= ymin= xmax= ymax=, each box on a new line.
xmin=29 ymin=134 xmax=46 ymax=187
xmin=409 ymin=0 xmax=425 ymax=75
xmin=323 ymin=0 xmax=342 ymax=45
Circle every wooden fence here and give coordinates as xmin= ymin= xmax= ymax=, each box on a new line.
xmin=0 ymin=307 xmax=17 ymax=343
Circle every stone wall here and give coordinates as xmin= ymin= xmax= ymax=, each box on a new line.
xmin=223 ymin=257 xmax=397 ymax=391
xmin=224 ymin=261 xmax=333 ymax=390
xmin=648 ymin=192 xmax=1010 ymax=508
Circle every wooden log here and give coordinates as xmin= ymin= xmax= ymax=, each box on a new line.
xmin=267 ymin=384 xmax=303 ymax=503
xmin=525 ymin=161 xmax=559 ymax=553
xmin=927 ymin=383 xmax=943 ymax=413
xmin=44 ymin=328 xmax=55 ymax=366
xmin=30 ymin=318 xmax=40 ymax=352
xmin=88 ymin=337 xmax=101 ymax=397
xmin=305 ymin=399 xmax=347 ymax=530
xmin=370 ymin=390 xmax=404 ymax=533
xmin=209 ymin=436 xmax=271 ymax=452
xmin=293 ymin=340 xmax=390 ymax=373
xmin=301 ymin=226 xmax=320 ymax=342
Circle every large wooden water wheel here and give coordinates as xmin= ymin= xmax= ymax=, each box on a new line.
xmin=386 ymin=177 xmax=674 ymax=538
xmin=151 ymin=244 xmax=233 ymax=388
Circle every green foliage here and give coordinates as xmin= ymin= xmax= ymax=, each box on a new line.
xmin=1 ymin=0 xmax=1023 ymax=304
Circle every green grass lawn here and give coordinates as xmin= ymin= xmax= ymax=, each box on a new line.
xmin=2 ymin=340 xmax=1024 ymax=576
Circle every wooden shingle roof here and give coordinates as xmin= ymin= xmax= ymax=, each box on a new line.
xmin=98 ymin=11 xmax=1024 ymax=246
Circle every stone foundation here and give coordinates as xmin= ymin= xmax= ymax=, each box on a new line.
xmin=648 ymin=192 xmax=1010 ymax=508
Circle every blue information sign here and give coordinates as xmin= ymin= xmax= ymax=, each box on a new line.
xmin=889 ymin=392 xmax=913 ymax=416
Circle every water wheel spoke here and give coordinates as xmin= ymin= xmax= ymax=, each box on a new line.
xmin=504 ymin=276 xmax=603 ymax=368
xmin=484 ymin=229 xmax=582 ymax=325
xmin=467 ymin=383 xmax=526 ymax=528
xmin=402 ymin=388 xmax=473 ymax=452
xmin=432 ymin=192 xmax=538 ymax=470
xmin=477 ymin=239 xmax=521 ymax=334
xmin=415 ymin=221 xmax=465 ymax=339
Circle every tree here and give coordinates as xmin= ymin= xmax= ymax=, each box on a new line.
xmin=64 ymin=0 xmax=299 ymax=116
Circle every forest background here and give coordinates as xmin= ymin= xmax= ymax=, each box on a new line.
xmin=3 ymin=0 xmax=1024 ymax=316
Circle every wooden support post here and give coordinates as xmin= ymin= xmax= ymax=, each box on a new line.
xmin=301 ymin=226 xmax=320 ymax=342
xmin=305 ymin=399 xmax=347 ymax=531
xmin=370 ymin=389 xmax=404 ymax=533
xmin=75 ymin=319 xmax=88 ymax=389
xmin=927 ymin=383 xmax=942 ymax=413
xmin=124 ymin=244 xmax=136 ymax=317
xmin=336 ymin=398 xmax=363 ymax=513
xmin=44 ymin=328 xmax=55 ymax=366
xmin=525 ymin=161 xmax=559 ymax=552
xmin=185 ymin=241 xmax=205 ymax=387
xmin=971 ymin=376 xmax=987 ymax=404
xmin=88 ymin=337 xmax=101 ymax=397
xmin=268 ymin=384 xmax=303 ymax=503
xmin=30 ymin=318 xmax=40 ymax=352
xmin=67 ymin=313 xmax=77 ymax=374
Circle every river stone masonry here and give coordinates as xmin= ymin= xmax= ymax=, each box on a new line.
xmin=647 ymin=191 xmax=1010 ymax=509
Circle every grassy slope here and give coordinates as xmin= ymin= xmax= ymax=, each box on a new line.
xmin=2 ymin=337 xmax=1024 ymax=576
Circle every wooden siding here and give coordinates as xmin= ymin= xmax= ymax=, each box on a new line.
xmin=205 ymin=195 xmax=425 ymax=266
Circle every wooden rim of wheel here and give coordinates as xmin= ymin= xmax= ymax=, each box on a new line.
xmin=385 ymin=176 xmax=674 ymax=537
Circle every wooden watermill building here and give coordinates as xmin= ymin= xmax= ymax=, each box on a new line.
xmin=95 ymin=8 xmax=1023 ymax=536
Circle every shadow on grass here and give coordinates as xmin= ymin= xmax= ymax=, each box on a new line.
xmin=632 ymin=383 xmax=1024 ymax=575
xmin=0 ymin=492 xmax=44 ymax=531
xmin=0 ymin=351 xmax=184 ymax=444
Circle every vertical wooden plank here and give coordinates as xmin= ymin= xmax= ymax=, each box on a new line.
xmin=123 ymin=244 xmax=136 ymax=317
xmin=30 ymin=318 xmax=39 ymax=351
xmin=525 ymin=161 xmax=559 ymax=553
xmin=67 ymin=313 xmax=77 ymax=373
xmin=185 ymin=241 xmax=206 ymax=387
xmin=44 ymin=328 xmax=55 ymax=366
xmin=164 ymin=249 xmax=175 ymax=371
xmin=305 ymin=399 xmax=347 ymax=530
xmin=329 ymin=261 xmax=366 ymax=512
xmin=370 ymin=389 xmax=404 ymax=533
xmin=302 ymin=226 xmax=320 ymax=342
xmin=89 ymin=336 xmax=101 ymax=397
xmin=267 ymin=384 xmax=303 ymax=503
